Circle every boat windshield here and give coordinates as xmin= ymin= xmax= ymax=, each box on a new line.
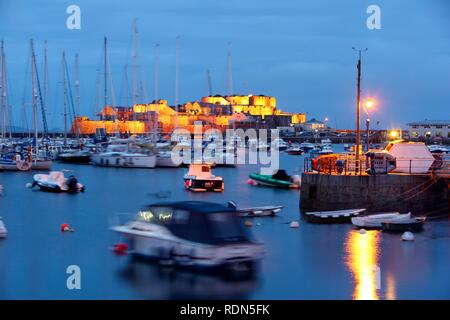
xmin=207 ymin=212 xmax=250 ymax=244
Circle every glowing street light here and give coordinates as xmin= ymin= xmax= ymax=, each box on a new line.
xmin=364 ymin=99 xmax=375 ymax=110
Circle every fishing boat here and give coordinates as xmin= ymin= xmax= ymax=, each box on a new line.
xmin=0 ymin=217 xmax=7 ymax=238
xmin=351 ymin=212 xmax=409 ymax=228
xmin=183 ymin=164 xmax=224 ymax=192
xmin=57 ymin=150 xmax=92 ymax=164
xmin=30 ymin=171 xmax=85 ymax=193
xmin=381 ymin=216 xmax=426 ymax=232
xmin=304 ymin=208 xmax=366 ymax=223
xmin=92 ymin=151 xmax=156 ymax=168
xmin=248 ymin=170 xmax=301 ymax=189
xmin=227 ymin=201 xmax=283 ymax=217
xmin=111 ymin=201 xmax=264 ymax=272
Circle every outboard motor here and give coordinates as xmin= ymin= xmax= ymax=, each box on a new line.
xmin=66 ymin=175 xmax=79 ymax=192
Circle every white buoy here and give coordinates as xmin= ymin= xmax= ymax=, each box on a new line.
xmin=359 ymin=228 xmax=366 ymax=234
xmin=25 ymin=183 xmax=33 ymax=188
xmin=401 ymin=231 xmax=415 ymax=241
xmin=290 ymin=221 xmax=300 ymax=228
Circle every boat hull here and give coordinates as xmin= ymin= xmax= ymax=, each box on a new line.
xmin=58 ymin=155 xmax=92 ymax=164
xmin=92 ymin=155 xmax=156 ymax=168
xmin=249 ymin=173 xmax=295 ymax=189
xmin=31 ymin=160 xmax=52 ymax=170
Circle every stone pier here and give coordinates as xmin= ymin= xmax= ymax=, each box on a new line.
xmin=300 ymin=173 xmax=449 ymax=216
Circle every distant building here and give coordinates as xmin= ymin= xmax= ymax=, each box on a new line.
xmin=302 ymin=118 xmax=327 ymax=131
xmin=73 ymin=94 xmax=306 ymax=135
xmin=407 ymin=120 xmax=450 ymax=139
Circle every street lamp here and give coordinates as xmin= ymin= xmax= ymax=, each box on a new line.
xmin=363 ymin=98 xmax=376 ymax=151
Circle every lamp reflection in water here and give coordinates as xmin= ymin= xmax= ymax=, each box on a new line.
xmin=345 ymin=230 xmax=381 ymax=300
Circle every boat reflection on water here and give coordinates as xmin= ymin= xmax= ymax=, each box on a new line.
xmin=118 ymin=260 xmax=260 ymax=299
xmin=345 ymin=230 xmax=381 ymax=300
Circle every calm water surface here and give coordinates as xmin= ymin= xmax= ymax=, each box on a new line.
xmin=0 ymin=146 xmax=449 ymax=299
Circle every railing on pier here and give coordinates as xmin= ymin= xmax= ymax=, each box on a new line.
xmin=303 ymin=154 xmax=450 ymax=177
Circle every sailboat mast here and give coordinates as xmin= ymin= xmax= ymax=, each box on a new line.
xmin=104 ymin=36 xmax=108 ymax=109
xmin=154 ymin=44 xmax=159 ymax=101
xmin=1 ymin=40 xmax=6 ymax=143
xmin=74 ymin=53 xmax=80 ymax=140
xmin=30 ymin=40 xmax=38 ymax=155
xmin=62 ymin=52 xmax=68 ymax=147
xmin=227 ymin=42 xmax=233 ymax=96
xmin=132 ymin=18 xmax=139 ymax=107
xmin=175 ymin=36 xmax=180 ymax=129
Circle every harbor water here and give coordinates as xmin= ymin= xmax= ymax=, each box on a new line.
xmin=0 ymin=145 xmax=449 ymax=299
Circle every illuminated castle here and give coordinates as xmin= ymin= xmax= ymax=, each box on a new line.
xmin=72 ymin=94 xmax=306 ymax=135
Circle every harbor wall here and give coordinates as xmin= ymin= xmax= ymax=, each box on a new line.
xmin=300 ymin=173 xmax=449 ymax=216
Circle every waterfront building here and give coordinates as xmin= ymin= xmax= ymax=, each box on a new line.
xmin=407 ymin=120 xmax=450 ymax=140
xmin=72 ymin=94 xmax=306 ymax=135
xmin=302 ymin=118 xmax=328 ymax=131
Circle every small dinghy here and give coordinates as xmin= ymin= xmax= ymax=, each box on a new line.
xmin=184 ymin=164 xmax=224 ymax=192
xmin=382 ymin=216 xmax=426 ymax=232
xmin=0 ymin=217 xmax=7 ymax=238
xmin=249 ymin=170 xmax=301 ymax=189
xmin=304 ymin=208 xmax=366 ymax=223
xmin=227 ymin=201 xmax=283 ymax=217
xmin=30 ymin=171 xmax=85 ymax=193
xmin=351 ymin=212 xmax=410 ymax=228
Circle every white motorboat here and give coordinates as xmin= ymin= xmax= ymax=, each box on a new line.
xmin=0 ymin=217 xmax=7 ymax=238
xmin=319 ymin=145 xmax=333 ymax=155
xmin=300 ymin=142 xmax=315 ymax=152
xmin=428 ymin=144 xmax=448 ymax=154
xmin=111 ymin=201 xmax=265 ymax=272
xmin=30 ymin=171 xmax=85 ymax=193
xmin=271 ymin=138 xmax=288 ymax=151
xmin=184 ymin=164 xmax=224 ymax=192
xmin=351 ymin=212 xmax=410 ymax=228
xmin=156 ymin=151 xmax=182 ymax=167
xmin=92 ymin=152 xmax=156 ymax=168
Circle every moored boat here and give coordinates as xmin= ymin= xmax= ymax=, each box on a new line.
xmin=111 ymin=201 xmax=264 ymax=272
xmin=351 ymin=212 xmax=408 ymax=228
xmin=58 ymin=150 xmax=92 ymax=164
xmin=304 ymin=208 xmax=366 ymax=223
xmin=92 ymin=152 xmax=156 ymax=168
xmin=30 ymin=171 xmax=85 ymax=193
xmin=227 ymin=201 xmax=283 ymax=217
xmin=249 ymin=170 xmax=301 ymax=189
xmin=381 ymin=216 xmax=426 ymax=232
xmin=0 ymin=217 xmax=7 ymax=238
xmin=184 ymin=164 xmax=224 ymax=192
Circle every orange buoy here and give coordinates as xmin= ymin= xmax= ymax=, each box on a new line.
xmin=113 ymin=243 xmax=128 ymax=255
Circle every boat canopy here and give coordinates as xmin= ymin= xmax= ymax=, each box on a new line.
xmin=385 ymin=141 xmax=435 ymax=173
xmin=137 ymin=201 xmax=251 ymax=245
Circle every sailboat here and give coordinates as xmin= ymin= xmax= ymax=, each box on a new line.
xmin=0 ymin=41 xmax=32 ymax=171
xmin=56 ymin=53 xmax=92 ymax=164
xmin=29 ymin=40 xmax=52 ymax=170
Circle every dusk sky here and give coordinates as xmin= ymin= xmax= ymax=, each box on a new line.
xmin=1 ymin=0 xmax=449 ymax=131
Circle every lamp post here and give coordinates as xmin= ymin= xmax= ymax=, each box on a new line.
xmin=363 ymin=98 xmax=375 ymax=151
xmin=352 ymin=47 xmax=367 ymax=174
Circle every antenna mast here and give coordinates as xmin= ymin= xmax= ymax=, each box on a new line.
xmin=104 ymin=36 xmax=108 ymax=108
xmin=206 ymin=68 xmax=212 ymax=96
